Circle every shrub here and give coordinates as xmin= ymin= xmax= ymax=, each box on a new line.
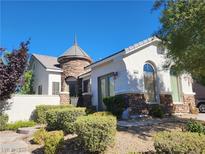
xmin=0 ymin=114 xmax=8 ymax=131
xmin=46 ymin=107 xmax=86 ymax=133
xmin=92 ymin=111 xmax=113 ymax=116
xmin=44 ymin=130 xmax=64 ymax=154
xmin=85 ymin=106 xmax=97 ymax=114
xmin=6 ymin=120 xmax=36 ymax=130
xmin=186 ymin=119 xmax=205 ymax=134
xmin=149 ymin=105 xmax=165 ymax=118
xmin=75 ymin=115 xmax=117 ymax=153
xmin=33 ymin=128 xmax=47 ymax=144
xmin=154 ymin=131 xmax=205 ymax=153
xmin=103 ymin=95 xmax=127 ymax=119
xmin=34 ymin=104 xmax=74 ymax=124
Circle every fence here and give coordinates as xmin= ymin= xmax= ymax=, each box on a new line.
xmin=5 ymin=95 xmax=60 ymax=122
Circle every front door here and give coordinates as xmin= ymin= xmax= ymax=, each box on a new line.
xmin=98 ymin=74 xmax=115 ymax=110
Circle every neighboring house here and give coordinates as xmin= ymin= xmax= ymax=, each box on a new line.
xmin=29 ymin=54 xmax=62 ymax=95
xmin=30 ymin=36 xmax=196 ymax=114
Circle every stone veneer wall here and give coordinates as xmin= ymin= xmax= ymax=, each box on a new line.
xmin=60 ymin=59 xmax=90 ymax=92
xmin=117 ymin=93 xmax=195 ymax=115
xmin=173 ymin=94 xmax=195 ymax=113
xmin=159 ymin=94 xmax=173 ymax=114
xmin=59 ymin=92 xmax=70 ymax=104
xmin=117 ymin=93 xmax=148 ymax=115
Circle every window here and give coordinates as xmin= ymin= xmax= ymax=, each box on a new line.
xmin=170 ymin=67 xmax=182 ymax=102
xmin=38 ymin=85 xmax=42 ymax=94
xmin=83 ymin=79 xmax=90 ymax=93
xmin=98 ymin=73 xmax=115 ymax=110
xmin=144 ymin=63 xmax=156 ymax=102
xmin=66 ymin=77 xmax=78 ymax=97
xmin=52 ymin=82 xmax=59 ymax=95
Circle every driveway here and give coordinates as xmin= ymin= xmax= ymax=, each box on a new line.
xmin=197 ymin=113 xmax=205 ymax=121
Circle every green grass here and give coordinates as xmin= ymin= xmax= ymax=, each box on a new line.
xmin=6 ymin=120 xmax=36 ymax=130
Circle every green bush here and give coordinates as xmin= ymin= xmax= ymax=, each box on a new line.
xmin=46 ymin=107 xmax=86 ymax=133
xmin=44 ymin=130 xmax=64 ymax=154
xmin=186 ymin=119 xmax=205 ymax=134
xmin=103 ymin=95 xmax=127 ymax=119
xmin=85 ymin=106 xmax=97 ymax=114
xmin=75 ymin=115 xmax=117 ymax=153
xmin=154 ymin=131 xmax=205 ymax=153
xmin=6 ymin=120 xmax=36 ymax=130
xmin=33 ymin=128 xmax=47 ymax=144
xmin=34 ymin=104 xmax=74 ymax=124
xmin=0 ymin=114 xmax=8 ymax=131
xmin=149 ymin=105 xmax=165 ymax=118
xmin=92 ymin=111 xmax=113 ymax=116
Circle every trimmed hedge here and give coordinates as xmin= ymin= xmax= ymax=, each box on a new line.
xmin=46 ymin=107 xmax=86 ymax=133
xmin=33 ymin=128 xmax=47 ymax=145
xmin=74 ymin=115 xmax=117 ymax=153
xmin=149 ymin=105 xmax=165 ymax=118
xmin=6 ymin=120 xmax=36 ymax=130
xmin=34 ymin=104 xmax=74 ymax=124
xmin=92 ymin=111 xmax=113 ymax=116
xmin=186 ymin=119 xmax=205 ymax=134
xmin=154 ymin=131 xmax=205 ymax=153
xmin=0 ymin=114 xmax=8 ymax=131
xmin=103 ymin=95 xmax=127 ymax=119
xmin=44 ymin=131 xmax=64 ymax=154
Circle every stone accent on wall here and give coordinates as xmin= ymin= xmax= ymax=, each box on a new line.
xmin=159 ymin=94 xmax=196 ymax=113
xmin=118 ymin=93 xmax=148 ymax=115
xmin=117 ymin=93 xmax=196 ymax=115
xmin=59 ymin=92 xmax=70 ymax=104
xmin=159 ymin=94 xmax=173 ymax=114
xmin=173 ymin=104 xmax=190 ymax=113
xmin=60 ymin=59 xmax=91 ymax=92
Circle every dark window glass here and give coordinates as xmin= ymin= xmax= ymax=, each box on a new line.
xmin=67 ymin=81 xmax=78 ymax=97
xmin=52 ymin=82 xmax=59 ymax=95
xmin=83 ymin=80 xmax=90 ymax=93
xmin=38 ymin=85 xmax=42 ymax=94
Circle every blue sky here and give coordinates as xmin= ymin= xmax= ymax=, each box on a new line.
xmin=1 ymin=1 xmax=161 ymax=61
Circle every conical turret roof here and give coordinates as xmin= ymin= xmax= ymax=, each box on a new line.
xmin=58 ymin=36 xmax=92 ymax=63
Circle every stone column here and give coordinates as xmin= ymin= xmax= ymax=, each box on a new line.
xmin=59 ymin=79 xmax=70 ymax=104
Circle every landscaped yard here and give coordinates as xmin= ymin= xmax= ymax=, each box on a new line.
xmin=1 ymin=103 xmax=205 ymax=154
xmin=1 ymin=112 xmax=204 ymax=154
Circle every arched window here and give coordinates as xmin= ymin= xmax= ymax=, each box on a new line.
xmin=170 ymin=67 xmax=182 ymax=102
xmin=144 ymin=63 xmax=156 ymax=102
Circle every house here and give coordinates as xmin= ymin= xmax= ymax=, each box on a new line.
xmin=30 ymin=36 xmax=196 ymax=114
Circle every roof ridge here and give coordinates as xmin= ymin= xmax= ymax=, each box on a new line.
xmin=33 ymin=53 xmax=58 ymax=59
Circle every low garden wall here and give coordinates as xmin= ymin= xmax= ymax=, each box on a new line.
xmin=5 ymin=95 xmax=60 ymax=122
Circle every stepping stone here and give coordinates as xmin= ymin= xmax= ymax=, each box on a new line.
xmin=17 ymin=127 xmax=38 ymax=135
xmin=0 ymin=140 xmax=29 ymax=154
xmin=0 ymin=132 xmax=25 ymax=143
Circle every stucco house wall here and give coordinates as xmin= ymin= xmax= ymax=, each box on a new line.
xmin=89 ymin=38 xmax=194 ymax=112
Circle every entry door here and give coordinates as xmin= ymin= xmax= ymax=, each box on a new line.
xmin=98 ymin=74 xmax=114 ymax=110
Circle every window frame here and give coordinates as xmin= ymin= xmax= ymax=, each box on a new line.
xmin=143 ymin=62 xmax=158 ymax=104
xmin=52 ymin=82 xmax=60 ymax=95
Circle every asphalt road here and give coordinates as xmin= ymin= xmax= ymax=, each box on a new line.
xmin=197 ymin=113 xmax=205 ymax=121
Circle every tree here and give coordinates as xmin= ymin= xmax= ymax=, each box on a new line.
xmin=153 ymin=0 xmax=205 ymax=85
xmin=0 ymin=42 xmax=29 ymax=113
xmin=19 ymin=70 xmax=34 ymax=94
